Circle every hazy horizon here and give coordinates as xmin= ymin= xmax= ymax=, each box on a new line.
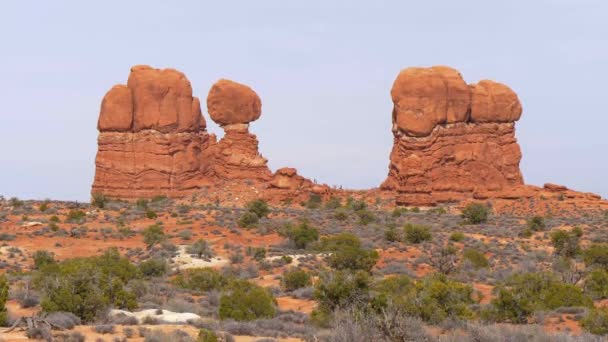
xmin=1 ymin=1 xmax=607 ymax=201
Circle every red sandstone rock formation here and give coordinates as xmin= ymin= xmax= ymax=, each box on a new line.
xmin=206 ymin=80 xmax=272 ymax=181
xmin=382 ymin=66 xmax=525 ymax=205
xmin=92 ymin=65 xmax=211 ymax=198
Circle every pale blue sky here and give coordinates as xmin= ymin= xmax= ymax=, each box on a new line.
xmin=0 ymin=1 xmax=606 ymax=201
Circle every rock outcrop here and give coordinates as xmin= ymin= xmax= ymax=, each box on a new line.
xmin=92 ymin=64 xmax=605 ymax=212
xmin=382 ymin=66 xmax=525 ymax=205
xmin=92 ymin=65 xmax=211 ymax=198
xmin=206 ymin=80 xmax=272 ymax=181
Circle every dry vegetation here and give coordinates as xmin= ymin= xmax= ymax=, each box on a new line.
xmin=0 ymin=194 xmax=607 ymax=341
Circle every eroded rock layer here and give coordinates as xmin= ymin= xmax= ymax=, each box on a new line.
xmin=382 ymin=66 xmax=525 ymax=205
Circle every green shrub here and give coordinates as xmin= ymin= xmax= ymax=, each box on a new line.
xmin=173 ymin=268 xmax=226 ymax=293
xmin=187 ymin=239 xmax=213 ymax=259
xmin=142 ymin=224 xmax=166 ymax=249
xmin=526 ymin=216 xmax=546 ymax=232
xmin=324 ymin=196 xmax=342 ymax=210
xmin=550 ymin=229 xmax=581 ymax=257
xmin=66 ymin=210 xmax=86 ymax=222
xmin=34 ymin=248 xmax=139 ymax=322
xmin=145 ymin=209 xmax=157 ymax=219
xmin=583 ymin=244 xmax=608 ymax=268
xmin=238 ymin=211 xmax=259 ymax=228
xmin=304 ymin=194 xmax=322 ymax=209
xmin=314 ymin=270 xmax=370 ymax=312
xmin=246 ymin=199 xmax=270 ymax=218
xmin=138 ymin=258 xmax=167 ymax=277
xmin=355 ymin=209 xmax=375 ymax=225
xmin=91 ymin=193 xmax=108 ymax=209
xmin=373 ymin=273 xmax=474 ymax=324
xmin=461 ymin=203 xmax=490 ymax=224
xmin=391 ymin=207 xmax=407 ymax=218
xmin=279 ymin=220 xmax=319 ymax=249
xmin=384 ymin=226 xmax=399 ymax=242
xmin=219 ymin=280 xmax=276 ymax=321
xmin=197 ymin=328 xmax=218 ymax=342
xmin=462 ymin=249 xmax=489 ymax=269
xmin=449 ymin=232 xmax=465 ymax=242
xmin=282 ymin=268 xmax=311 ymax=291
xmin=49 ymin=215 xmax=60 ymax=223
xmin=33 ymin=250 xmax=56 ymax=269
xmin=334 ymin=209 xmax=348 ymax=221
xmin=485 ymin=272 xmax=593 ymax=323
xmin=584 ymin=269 xmax=608 ymax=300
xmin=39 ymin=201 xmax=49 ymax=212
xmin=0 ymin=274 xmax=8 ymax=326
xmin=404 ymin=223 xmax=432 ymax=244
xmin=319 ymin=233 xmax=378 ymax=271
xmin=582 ymin=307 xmax=608 ymax=335
xmin=136 ymin=198 xmax=148 ymax=209
xmin=351 ymin=200 xmax=367 ymax=211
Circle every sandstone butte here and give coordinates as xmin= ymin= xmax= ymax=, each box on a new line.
xmin=92 ymin=65 xmax=606 ymax=212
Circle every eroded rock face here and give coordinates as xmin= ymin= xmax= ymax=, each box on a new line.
xmin=382 ymin=66 xmax=525 ymax=205
xmin=92 ymin=66 xmax=210 ymax=198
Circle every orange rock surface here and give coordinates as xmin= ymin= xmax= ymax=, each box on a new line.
xmin=382 ymin=66 xmax=526 ymax=205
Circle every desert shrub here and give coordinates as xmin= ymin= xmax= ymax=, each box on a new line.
xmin=173 ymin=268 xmax=226 ymax=293
xmin=384 ymin=226 xmax=399 ymax=242
xmin=91 ymin=193 xmax=108 ymax=209
xmin=219 ymin=280 xmax=276 ymax=321
xmin=279 ymin=220 xmax=319 ymax=249
xmin=391 ymin=207 xmax=407 ymax=218
xmin=93 ymin=324 xmax=115 ymax=334
xmin=142 ymin=224 xmax=166 ymax=249
xmin=139 ymin=258 xmax=168 ymax=277
xmin=350 ymin=200 xmax=367 ymax=212
xmin=584 ymin=268 xmax=608 ymax=299
xmin=526 ymin=215 xmax=546 ymax=232
xmin=550 ymin=229 xmax=581 ymax=257
xmin=250 ymin=247 xmax=266 ymax=261
xmin=373 ymin=273 xmax=474 ymax=324
xmin=238 ymin=211 xmax=259 ymax=228
xmin=66 ymin=209 xmax=86 ymax=222
xmin=187 ymin=239 xmax=213 ymax=258
xmin=282 ymin=268 xmax=312 ymax=291
xmin=449 ymin=232 xmax=465 ymax=242
xmin=0 ymin=274 xmax=8 ymax=326
xmin=26 ymin=326 xmax=52 ymax=340
xmin=581 ymin=307 xmax=608 ymax=335
xmin=314 ymin=270 xmax=371 ymax=313
xmin=33 ymin=250 xmax=56 ymax=269
xmin=325 ymin=196 xmax=342 ymax=210
xmin=50 ymin=215 xmax=60 ymax=223
xmin=197 ymin=328 xmax=218 ymax=342
xmin=304 ymin=193 xmax=323 ymax=209
xmin=403 ymin=223 xmax=432 ymax=244
xmin=178 ymin=229 xmax=193 ymax=241
xmin=246 ymin=199 xmax=270 ymax=218
xmin=461 ymin=203 xmax=490 ymax=224
xmin=39 ymin=200 xmax=49 ymax=212
xmin=355 ymin=209 xmax=375 ymax=225
xmin=334 ymin=209 xmax=348 ymax=221
xmin=583 ymin=244 xmax=608 ymax=268
xmin=462 ymin=248 xmax=489 ymax=269
xmin=320 ymin=233 xmax=378 ymax=271
xmin=145 ymin=209 xmax=158 ymax=219
xmin=485 ymin=272 xmax=593 ymax=323
xmin=34 ymin=248 xmax=139 ymax=322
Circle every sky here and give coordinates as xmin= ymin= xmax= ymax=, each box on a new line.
xmin=0 ymin=1 xmax=606 ymax=201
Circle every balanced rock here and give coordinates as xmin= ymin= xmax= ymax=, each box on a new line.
xmin=207 ymin=79 xmax=261 ymax=126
